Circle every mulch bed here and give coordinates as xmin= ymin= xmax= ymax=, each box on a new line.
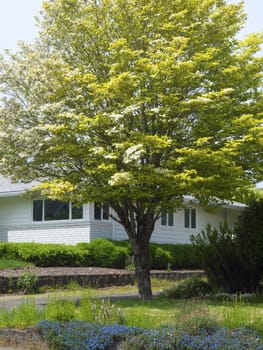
xmin=0 ymin=267 xmax=132 ymax=278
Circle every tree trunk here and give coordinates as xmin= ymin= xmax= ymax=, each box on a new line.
xmin=110 ymin=201 xmax=157 ymax=300
xmin=132 ymin=239 xmax=152 ymax=300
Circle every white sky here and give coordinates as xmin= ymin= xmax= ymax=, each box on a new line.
xmin=0 ymin=0 xmax=262 ymax=52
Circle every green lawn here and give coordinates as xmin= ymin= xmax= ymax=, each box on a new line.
xmin=0 ymin=259 xmax=34 ymax=270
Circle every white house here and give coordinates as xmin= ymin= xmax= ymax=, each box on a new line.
xmin=0 ymin=176 xmax=245 ymax=245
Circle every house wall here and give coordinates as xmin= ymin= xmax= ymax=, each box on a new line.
xmin=0 ymin=195 xmax=243 ymax=245
xmin=0 ymin=196 xmax=91 ymax=244
xmin=112 ymin=206 xmax=243 ymax=244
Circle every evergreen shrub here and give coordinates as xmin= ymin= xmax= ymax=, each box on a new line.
xmin=191 ymin=200 xmax=263 ymax=293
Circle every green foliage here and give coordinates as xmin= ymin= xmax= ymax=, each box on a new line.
xmin=191 ymin=223 xmax=241 ymax=293
xmin=0 ymin=302 xmax=43 ymax=329
xmin=150 ymin=245 xmax=173 ymax=269
xmin=191 ymin=200 xmax=263 ymax=293
xmin=234 ymin=200 xmax=263 ymax=291
xmin=0 ymin=240 xmax=200 ymax=269
xmin=88 ymin=239 xmax=130 ymax=269
xmin=0 ymin=259 xmax=34 ymax=270
xmin=160 ymin=276 xmax=212 ymax=299
xmin=45 ymin=299 xmax=76 ymax=322
xmin=16 ymin=272 xmax=39 ymax=294
xmin=0 ymin=242 xmax=91 ymax=267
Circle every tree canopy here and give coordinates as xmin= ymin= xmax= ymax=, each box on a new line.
xmin=0 ymin=0 xmax=262 ymax=298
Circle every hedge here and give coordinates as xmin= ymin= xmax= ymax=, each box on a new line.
xmin=0 ymin=239 xmax=201 ymax=269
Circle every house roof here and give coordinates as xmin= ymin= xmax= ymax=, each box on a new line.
xmin=0 ymin=175 xmax=246 ymax=209
xmin=0 ymin=176 xmax=38 ymax=197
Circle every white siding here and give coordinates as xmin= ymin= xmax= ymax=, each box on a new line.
xmin=0 ymin=195 xmax=244 ymax=245
xmin=112 ymin=206 xmax=244 ymax=244
xmin=0 ymin=197 xmax=91 ymax=244
xmin=90 ymin=220 xmax=113 ymax=240
xmin=0 ymin=196 xmax=31 ymax=225
xmin=6 ymin=222 xmax=90 ymax=244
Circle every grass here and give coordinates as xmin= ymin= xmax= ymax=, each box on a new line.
xmin=1 ymin=274 xmax=263 ymax=339
xmin=1 ymin=291 xmax=263 ymax=336
xmin=0 ymin=259 xmax=34 ymax=270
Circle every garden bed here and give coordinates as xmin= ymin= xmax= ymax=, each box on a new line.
xmin=0 ymin=267 xmax=203 ymax=293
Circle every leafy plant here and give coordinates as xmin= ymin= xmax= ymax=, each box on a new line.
xmin=45 ymin=299 xmax=76 ymax=322
xmin=160 ymin=276 xmax=212 ymax=299
xmin=191 ymin=200 xmax=263 ymax=293
xmin=16 ymin=272 xmax=39 ymax=294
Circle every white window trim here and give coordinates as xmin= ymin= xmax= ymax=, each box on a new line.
xmin=161 ymin=211 xmax=174 ymax=227
xmin=93 ymin=203 xmax=110 ymax=221
xmin=32 ymin=199 xmax=84 ymax=223
xmin=184 ymin=208 xmax=197 ymax=229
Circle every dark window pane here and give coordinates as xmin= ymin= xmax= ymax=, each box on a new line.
xmin=168 ymin=212 xmax=174 ymax=226
xmin=33 ymin=200 xmax=43 ymax=221
xmin=94 ymin=202 xmax=101 ymax=220
xmin=191 ymin=209 xmax=196 ymax=228
xmin=161 ymin=211 xmax=167 ymax=226
xmin=44 ymin=200 xmax=69 ymax=220
xmin=103 ymin=205 xmax=109 ymax=220
xmin=72 ymin=205 xmax=83 ymax=219
xmin=184 ymin=209 xmax=190 ymax=228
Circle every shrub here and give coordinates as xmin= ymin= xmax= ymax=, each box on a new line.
xmin=0 ymin=243 xmax=91 ymax=267
xmin=88 ymin=239 xmax=129 ymax=268
xmin=191 ymin=201 xmax=263 ymax=293
xmin=0 ymin=240 xmax=201 ymax=269
xmin=150 ymin=245 xmax=173 ymax=269
xmin=160 ymin=276 xmax=212 ymax=299
xmin=191 ymin=223 xmax=243 ymax=293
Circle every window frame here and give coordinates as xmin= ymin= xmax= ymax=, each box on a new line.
xmin=32 ymin=199 xmax=83 ymax=222
xmin=161 ymin=211 xmax=174 ymax=227
xmin=184 ymin=208 xmax=197 ymax=229
xmin=94 ymin=203 xmax=110 ymax=221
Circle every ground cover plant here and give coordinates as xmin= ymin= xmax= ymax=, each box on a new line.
xmin=37 ymin=320 xmax=263 ymax=350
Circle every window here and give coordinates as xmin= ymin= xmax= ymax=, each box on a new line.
xmin=33 ymin=200 xmax=83 ymax=221
xmin=161 ymin=211 xmax=174 ymax=226
xmin=184 ymin=208 xmax=196 ymax=229
xmin=94 ymin=203 xmax=109 ymax=220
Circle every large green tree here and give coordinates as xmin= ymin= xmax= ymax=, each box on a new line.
xmin=0 ymin=0 xmax=262 ymax=298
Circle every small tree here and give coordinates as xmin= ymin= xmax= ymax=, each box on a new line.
xmin=0 ymin=0 xmax=262 ymax=299
xmin=191 ymin=200 xmax=263 ymax=293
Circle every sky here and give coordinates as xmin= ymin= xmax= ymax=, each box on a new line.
xmin=0 ymin=0 xmax=262 ymax=53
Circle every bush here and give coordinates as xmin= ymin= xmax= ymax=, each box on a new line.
xmin=88 ymin=239 xmax=129 ymax=268
xmin=0 ymin=243 xmax=91 ymax=267
xmin=0 ymin=239 xmax=201 ymax=270
xmin=150 ymin=245 xmax=173 ymax=269
xmin=160 ymin=276 xmax=212 ymax=299
xmin=191 ymin=200 xmax=263 ymax=293
xmin=191 ymin=223 xmax=242 ymax=293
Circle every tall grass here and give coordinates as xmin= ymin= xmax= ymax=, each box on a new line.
xmin=0 ymin=294 xmax=263 ymax=335
xmin=221 ymin=296 xmax=263 ymax=334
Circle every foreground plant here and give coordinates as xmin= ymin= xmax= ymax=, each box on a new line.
xmin=37 ymin=320 xmax=263 ymax=350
